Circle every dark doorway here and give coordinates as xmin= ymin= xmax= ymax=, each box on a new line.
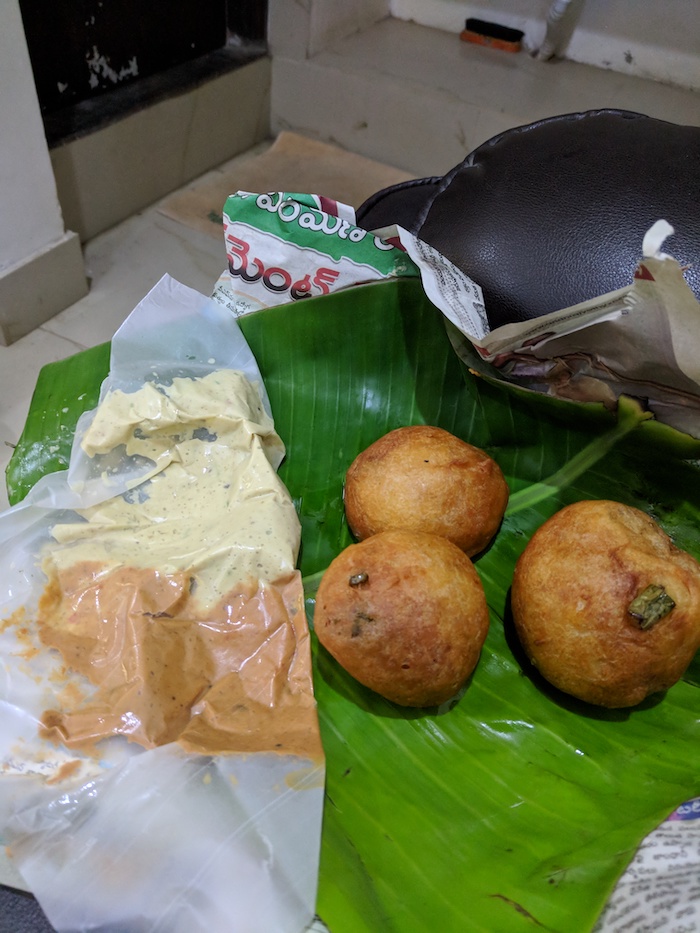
xmin=18 ymin=0 xmax=268 ymax=145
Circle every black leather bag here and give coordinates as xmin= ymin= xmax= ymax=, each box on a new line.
xmin=356 ymin=109 xmax=700 ymax=330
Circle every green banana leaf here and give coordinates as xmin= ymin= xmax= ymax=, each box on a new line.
xmin=6 ymin=277 xmax=700 ymax=933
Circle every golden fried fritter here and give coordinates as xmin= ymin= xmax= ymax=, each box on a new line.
xmin=512 ymin=499 xmax=700 ymax=708
xmin=344 ymin=425 xmax=508 ymax=556
xmin=314 ymin=529 xmax=490 ymax=707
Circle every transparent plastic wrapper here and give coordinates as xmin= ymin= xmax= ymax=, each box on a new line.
xmin=0 ymin=275 xmax=325 ymax=933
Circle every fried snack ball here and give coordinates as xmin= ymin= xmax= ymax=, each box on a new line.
xmin=314 ymin=529 xmax=489 ymax=707
xmin=512 ymin=499 xmax=700 ymax=708
xmin=344 ymin=425 xmax=509 ymax=556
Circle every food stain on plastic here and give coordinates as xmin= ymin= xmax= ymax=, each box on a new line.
xmin=21 ymin=369 xmax=322 ymax=762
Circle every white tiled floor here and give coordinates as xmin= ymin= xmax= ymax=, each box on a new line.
xmin=270 ymin=16 xmax=700 ymax=177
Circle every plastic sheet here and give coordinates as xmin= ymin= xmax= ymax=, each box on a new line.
xmin=0 ymin=276 xmax=324 ymax=932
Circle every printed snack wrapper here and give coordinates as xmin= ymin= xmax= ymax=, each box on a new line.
xmin=0 ymin=276 xmax=325 ymax=933
xmin=211 ymin=190 xmax=418 ymax=316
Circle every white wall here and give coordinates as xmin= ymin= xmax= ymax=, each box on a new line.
xmin=391 ymin=0 xmax=700 ymax=93
xmin=0 ymin=0 xmax=87 ymax=343
xmin=0 ymin=0 xmax=67 ymax=270
xmin=268 ymin=0 xmax=390 ymax=58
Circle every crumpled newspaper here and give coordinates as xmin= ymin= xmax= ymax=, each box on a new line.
xmin=397 ymin=219 xmax=700 ymax=440
xmin=594 ymin=797 xmax=700 ymax=933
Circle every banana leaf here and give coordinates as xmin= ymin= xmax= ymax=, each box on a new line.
xmin=6 ymin=277 xmax=700 ymax=933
